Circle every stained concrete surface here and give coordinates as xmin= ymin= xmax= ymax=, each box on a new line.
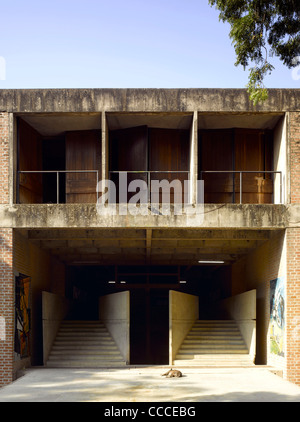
xmin=1 ymin=366 xmax=300 ymax=402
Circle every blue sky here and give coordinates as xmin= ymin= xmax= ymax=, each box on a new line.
xmin=0 ymin=0 xmax=299 ymax=89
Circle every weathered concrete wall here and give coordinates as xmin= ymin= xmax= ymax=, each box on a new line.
xmin=42 ymin=291 xmax=70 ymax=365
xmin=99 ymin=291 xmax=130 ymax=363
xmin=1 ymin=89 xmax=300 ymax=113
xmin=232 ymin=230 xmax=286 ymax=369
xmin=215 ymin=290 xmax=256 ymax=360
xmin=169 ymin=290 xmax=199 ymax=364
xmin=0 ymin=204 xmax=290 ymax=229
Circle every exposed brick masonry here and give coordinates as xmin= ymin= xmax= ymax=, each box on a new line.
xmin=0 ymin=229 xmax=14 ymax=387
xmin=0 ymin=113 xmax=9 ymax=204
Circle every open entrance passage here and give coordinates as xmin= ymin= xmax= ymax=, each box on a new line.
xmin=66 ymin=265 xmax=178 ymax=365
xmin=17 ymin=228 xmax=284 ymax=369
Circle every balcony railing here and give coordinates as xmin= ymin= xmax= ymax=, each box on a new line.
xmin=200 ymin=170 xmax=283 ymax=204
xmin=109 ymin=170 xmax=190 ymax=203
xmin=17 ymin=169 xmax=283 ymax=204
xmin=18 ymin=170 xmax=100 ymax=204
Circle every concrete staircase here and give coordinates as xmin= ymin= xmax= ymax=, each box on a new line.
xmin=46 ymin=320 xmax=127 ymax=368
xmin=174 ymin=320 xmax=254 ymax=367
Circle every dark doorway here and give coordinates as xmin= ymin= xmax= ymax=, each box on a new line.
xmin=130 ymin=289 xmax=169 ymax=365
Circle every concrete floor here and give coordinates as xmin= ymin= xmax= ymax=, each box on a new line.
xmin=1 ymin=366 xmax=300 ymax=402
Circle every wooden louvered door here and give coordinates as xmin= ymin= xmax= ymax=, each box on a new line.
xmin=199 ymin=129 xmax=234 ymax=204
xmin=234 ymin=129 xmax=273 ymax=204
xmin=65 ymin=130 xmax=101 ymax=203
xmin=149 ymin=128 xmax=190 ymax=204
xmin=109 ymin=125 xmax=148 ymax=202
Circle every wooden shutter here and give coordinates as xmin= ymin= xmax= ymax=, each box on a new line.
xmin=65 ymin=130 xmax=101 ymax=203
xmin=109 ymin=126 xmax=148 ymax=202
xmin=18 ymin=119 xmax=43 ymax=204
xmin=149 ymin=128 xmax=190 ymax=204
xmin=199 ymin=129 xmax=234 ymax=203
xmin=234 ymin=129 xmax=273 ymax=204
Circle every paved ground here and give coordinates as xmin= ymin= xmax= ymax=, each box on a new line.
xmin=1 ymin=366 xmax=300 ymax=402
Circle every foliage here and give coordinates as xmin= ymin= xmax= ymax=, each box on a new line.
xmin=209 ymin=0 xmax=300 ymax=104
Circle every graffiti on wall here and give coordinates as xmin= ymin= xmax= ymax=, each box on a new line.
xmin=15 ymin=275 xmax=31 ymax=358
xmin=270 ymin=277 xmax=285 ymax=357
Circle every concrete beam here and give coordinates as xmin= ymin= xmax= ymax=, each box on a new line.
xmin=0 ymin=204 xmax=288 ymax=229
xmin=26 ymin=228 xmax=271 ymax=241
xmin=1 ymin=89 xmax=300 ymax=113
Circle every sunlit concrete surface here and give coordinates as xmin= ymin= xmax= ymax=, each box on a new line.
xmin=1 ymin=367 xmax=300 ymax=402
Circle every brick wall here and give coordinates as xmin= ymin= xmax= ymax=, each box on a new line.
xmin=287 ymin=111 xmax=300 ymax=385
xmin=286 ymin=228 xmax=300 ymax=385
xmin=0 ymin=113 xmax=9 ymax=204
xmin=0 ymin=229 xmax=14 ymax=387
xmin=289 ymin=112 xmax=300 ymax=204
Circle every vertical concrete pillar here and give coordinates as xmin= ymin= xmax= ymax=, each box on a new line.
xmin=189 ymin=111 xmax=198 ymax=204
xmin=101 ymin=111 xmax=109 ymax=182
xmin=0 ymin=229 xmax=14 ymax=387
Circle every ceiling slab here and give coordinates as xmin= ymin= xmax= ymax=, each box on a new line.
xmin=198 ymin=112 xmax=284 ymax=130
xmin=23 ymin=228 xmax=272 ymax=266
xmin=19 ymin=113 xmax=101 ymax=137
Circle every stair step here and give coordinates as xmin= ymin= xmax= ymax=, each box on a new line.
xmin=50 ymin=349 xmax=121 ymax=355
xmin=46 ymin=361 xmax=126 ymax=368
xmin=52 ymin=344 xmax=118 ymax=350
xmin=180 ymin=343 xmax=245 ymax=351
xmin=48 ymin=353 xmax=123 ymax=360
xmin=175 ymin=320 xmax=252 ymax=366
xmin=46 ymin=320 xmax=126 ymax=368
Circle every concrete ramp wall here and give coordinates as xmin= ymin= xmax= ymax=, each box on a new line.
xmin=99 ymin=291 xmax=130 ymax=364
xmin=42 ymin=291 xmax=70 ymax=365
xmin=169 ymin=290 xmax=199 ymax=365
xmin=216 ymin=290 xmax=256 ymax=360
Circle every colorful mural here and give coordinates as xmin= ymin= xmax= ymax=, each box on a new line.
xmin=15 ymin=275 xmax=31 ymax=358
xmin=270 ymin=278 xmax=285 ymax=357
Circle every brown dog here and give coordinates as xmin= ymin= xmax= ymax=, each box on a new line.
xmin=161 ymin=368 xmax=182 ymax=378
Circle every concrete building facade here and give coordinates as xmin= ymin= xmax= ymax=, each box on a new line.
xmin=0 ymin=88 xmax=300 ymax=387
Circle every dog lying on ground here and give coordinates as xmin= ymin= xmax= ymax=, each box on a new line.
xmin=161 ymin=368 xmax=182 ymax=378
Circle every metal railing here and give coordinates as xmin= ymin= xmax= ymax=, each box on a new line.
xmin=18 ymin=170 xmax=99 ymax=204
xmin=109 ymin=170 xmax=190 ymax=202
xmin=17 ymin=169 xmax=283 ymax=204
xmin=200 ymin=170 xmax=282 ymax=204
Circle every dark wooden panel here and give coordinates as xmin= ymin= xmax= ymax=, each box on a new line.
xmin=65 ymin=130 xmax=101 ymax=203
xmin=234 ymin=129 xmax=273 ymax=204
xmin=199 ymin=128 xmax=274 ymax=204
xmin=149 ymin=128 xmax=190 ymax=172
xmin=110 ymin=126 xmax=148 ymax=172
xmin=18 ymin=119 xmax=43 ymax=204
xmin=199 ymin=129 xmax=234 ymax=204
xmin=109 ymin=126 xmax=148 ymax=202
xmin=149 ymin=128 xmax=190 ymax=204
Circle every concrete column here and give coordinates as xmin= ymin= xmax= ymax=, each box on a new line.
xmin=189 ymin=111 xmax=198 ymax=204
xmin=101 ymin=111 xmax=109 ymax=182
